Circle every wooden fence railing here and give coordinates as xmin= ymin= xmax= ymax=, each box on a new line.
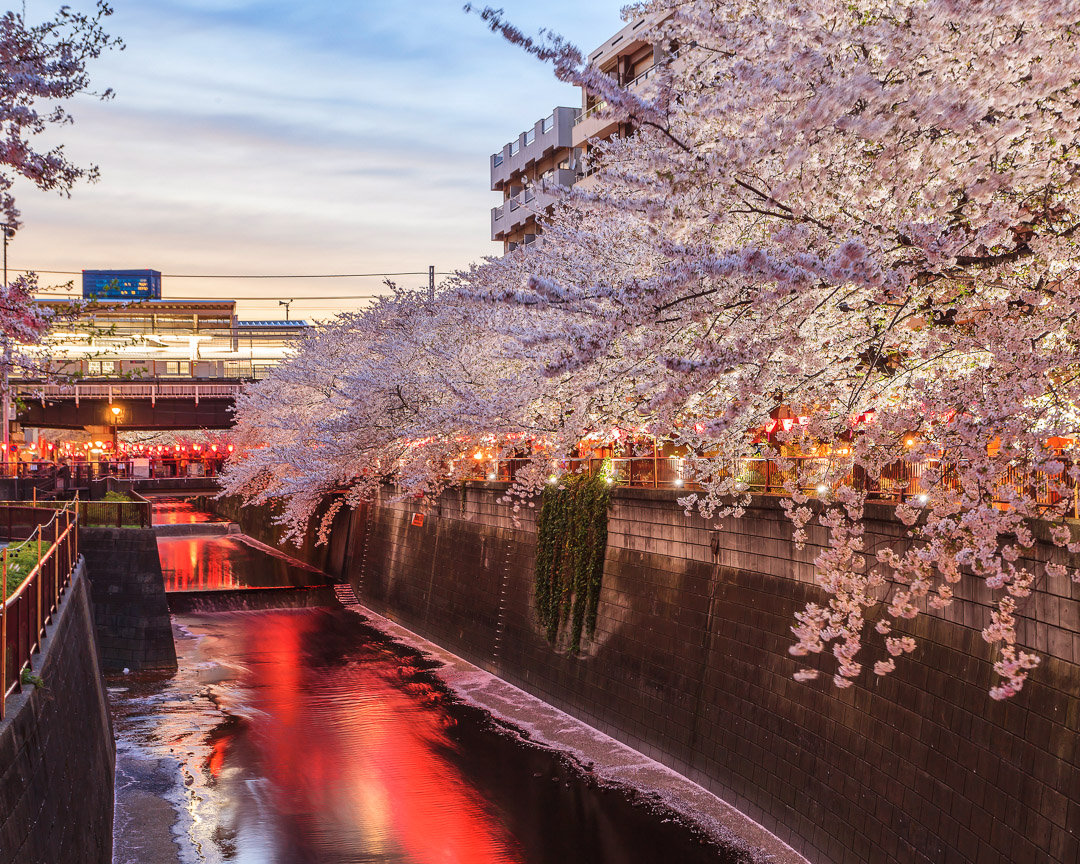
xmin=1 ymin=505 xmax=79 ymax=719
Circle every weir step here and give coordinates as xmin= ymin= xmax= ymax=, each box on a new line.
xmin=334 ymin=583 xmax=361 ymax=609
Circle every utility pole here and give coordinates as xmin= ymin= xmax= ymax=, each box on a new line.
xmin=428 ymin=265 xmax=435 ymax=302
xmin=278 ymin=299 xmax=292 ymax=321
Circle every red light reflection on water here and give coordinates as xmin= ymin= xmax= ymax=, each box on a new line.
xmin=157 ymin=535 xmax=327 ymax=593
xmin=158 ymin=536 xmax=241 ymax=591
xmin=211 ymin=610 xmax=523 ymax=863
xmin=152 ymin=498 xmax=224 ymax=525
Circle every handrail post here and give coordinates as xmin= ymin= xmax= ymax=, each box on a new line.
xmin=35 ymin=528 xmax=41 ymax=651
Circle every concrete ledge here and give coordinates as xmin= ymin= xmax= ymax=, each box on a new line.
xmin=152 ymin=522 xmax=238 ymax=538
xmin=166 ymin=584 xmax=337 ymax=614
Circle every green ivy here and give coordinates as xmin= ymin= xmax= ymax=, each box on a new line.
xmin=534 ymin=472 xmax=610 ymax=653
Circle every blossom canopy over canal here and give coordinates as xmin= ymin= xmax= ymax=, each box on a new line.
xmin=225 ymin=0 xmax=1080 ymax=701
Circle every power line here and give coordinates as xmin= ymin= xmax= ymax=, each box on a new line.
xmin=9 ymin=269 xmax=453 ymax=279
xmin=31 ymin=293 xmax=390 ymax=301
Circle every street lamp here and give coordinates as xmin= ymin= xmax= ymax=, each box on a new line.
xmin=110 ymin=405 xmax=122 ymax=450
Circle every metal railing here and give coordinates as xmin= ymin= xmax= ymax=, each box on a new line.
xmin=58 ymin=459 xmax=226 ymax=489
xmin=0 ymin=457 xmax=226 ymax=493
xmin=573 ymin=100 xmax=609 ymax=127
xmin=1 ymin=504 xmax=79 ymax=718
xmin=0 ymin=460 xmax=57 ymax=484
xmin=573 ymin=48 xmax=684 ymax=129
xmin=469 ymin=455 xmax=1080 ymax=515
xmin=23 ymin=382 xmax=244 ymax=402
xmin=0 ymin=496 xmax=151 ymax=529
xmin=78 ymin=498 xmax=152 ymax=529
xmin=627 ymin=47 xmax=683 ymax=90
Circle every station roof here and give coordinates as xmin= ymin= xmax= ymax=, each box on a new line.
xmin=238 ymin=320 xmax=309 ymax=327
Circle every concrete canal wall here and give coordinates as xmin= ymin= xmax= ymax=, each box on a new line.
xmin=82 ymin=527 xmax=177 ymax=671
xmin=228 ymin=485 xmax=1080 ymax=864
xmin=0 ymin=563 xmax=114 ymax=864
xmin=198 ymin=494 xmax=353 ymax=577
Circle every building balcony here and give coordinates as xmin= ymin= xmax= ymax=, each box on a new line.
xmin=570 ymin=46 xmax=686 ymax=150
xmin=490 ymin=106 xmax=580 ymax=191
xmin=491 ymin=171 xmax=575 ymax=242
xmin=571 ymin=102 xmax=620 ymax=149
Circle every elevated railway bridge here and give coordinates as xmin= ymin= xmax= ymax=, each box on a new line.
xmin=11 ymin=297 xmax=309 ymax=433
xmin=13 ymin=379 xmax=245 ymax=430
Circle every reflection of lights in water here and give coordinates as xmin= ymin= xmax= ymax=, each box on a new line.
xmin=156 ymin=534 xmax=327 ymax=593
xmin=111 ymin=607 xmax=736 ymax=864
xmin=114 ymin=610 xmax=521 ymax=863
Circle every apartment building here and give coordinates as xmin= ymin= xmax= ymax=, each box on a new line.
xmin=489 ymin=11 xmax=673 ymax=253
xmin=490 ymin=106 xmax=582 ymax=252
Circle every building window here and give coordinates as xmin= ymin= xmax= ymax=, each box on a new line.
xmin=88 ymin=360 xmax=120 ymax=376
xmin=164 ymin=361 xmax=191 ymax=376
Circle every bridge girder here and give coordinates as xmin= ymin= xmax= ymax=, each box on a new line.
xmin=16 ymin=398 xmax=236 ymax=430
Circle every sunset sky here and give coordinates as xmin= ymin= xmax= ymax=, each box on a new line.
xmin=11 ymin=0 xmax=625 ymax=321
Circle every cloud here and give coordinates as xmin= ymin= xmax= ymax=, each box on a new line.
xmin=15 ymin=0 xmax=627 ymax=319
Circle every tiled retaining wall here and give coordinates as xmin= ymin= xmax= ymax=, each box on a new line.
xmin=347 ymin=484 xmax=1080 ymax=864
xmin=0 ymin=563 xmax=115 ymax=864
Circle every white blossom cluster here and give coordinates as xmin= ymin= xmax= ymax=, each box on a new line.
xmin=0 ymin=1 xmax=120 ymax=343
xmin=225 ymin=0 xmax=1080 ymax=699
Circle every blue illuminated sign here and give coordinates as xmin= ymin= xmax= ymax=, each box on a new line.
xmin=82 ymin=269 xmax=162 ymax=300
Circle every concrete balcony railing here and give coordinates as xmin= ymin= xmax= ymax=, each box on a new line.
xmin=491 ymin=106 xmax=580 ymax=191
xmin=491 ymin=171 xmax=577 ymax=241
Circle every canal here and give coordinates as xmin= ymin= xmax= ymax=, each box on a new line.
xmin=109 ymin=501 xmax=750 ymax=864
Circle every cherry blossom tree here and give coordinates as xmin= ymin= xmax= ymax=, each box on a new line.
xmin=228 ymin=0 xmax=1080 ymax=699
xmin=0 ymin=0 xmax=120 ymax=341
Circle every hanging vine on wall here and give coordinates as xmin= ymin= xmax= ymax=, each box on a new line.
xmin=534 ymin=471 xmax=610 ymax=653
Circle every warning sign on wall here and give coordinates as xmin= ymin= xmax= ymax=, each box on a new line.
xmin=411 ymin=513 xmax=425 ymax=527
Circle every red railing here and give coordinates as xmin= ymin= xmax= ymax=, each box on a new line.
xmin=0 ymin=504 xmax=79 ymax=719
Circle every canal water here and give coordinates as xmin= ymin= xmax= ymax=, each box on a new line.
xmin=152 ymin=496 xmax=227 ymax=525
xmin=109 ymin=503 xmax=749 ymax=864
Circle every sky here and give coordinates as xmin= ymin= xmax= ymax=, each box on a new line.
xmin=10 ymin=0 xmax=627 ymax=321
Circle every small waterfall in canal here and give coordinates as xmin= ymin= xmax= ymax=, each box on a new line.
xmin=109 ymin=498 xmax=752 ymax=864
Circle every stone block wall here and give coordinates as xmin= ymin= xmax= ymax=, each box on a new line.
xmin=81 ymin=527 xmax=177 ymax=671
xmin=348 ymin=484 xmax=1080 ymax=864
xmin=0 ymin=564 xmax=115 ymax=864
